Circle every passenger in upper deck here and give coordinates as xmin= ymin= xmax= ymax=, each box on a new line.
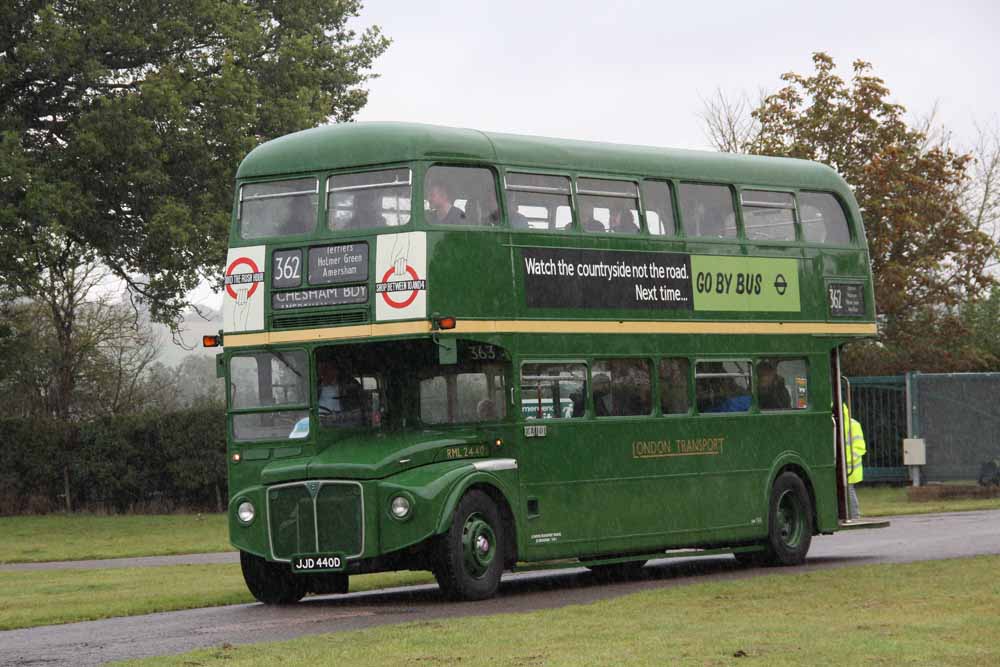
xmin=426 ymin=180 xmax=467 ymax=225
xmin=350 ymin=190 xmax=388 ymax=229
xmin=609 ymin=205 xmax=640 ymax=235
xmin=506 ymin=191 xmax=531 ymax=229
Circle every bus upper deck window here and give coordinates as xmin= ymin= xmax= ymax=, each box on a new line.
xmin=641 ymin=180 xmax=676 ymax=236
xmin=240 ymin=178 xmax=318 ymax=239
xmin=678 ymin=183 xmax=737 ymax=239
xmin=741 ymin=190 xmax=796 ymax=242
xmin=577 ymin=178 xmax=640 ymax=235
xmin=327 ymin=168 xmax=412 ymax=231
xmin=799 ymin=192 xmax=851 ymax=244
xmin=505 ymin=173 xmax=573 ymax=232
xmin=425 ymin=166 xmax=499 ymax=226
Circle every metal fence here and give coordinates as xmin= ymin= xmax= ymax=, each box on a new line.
xmin=848 ymin=376 xmax=908 ymax=482
xmin=847 ymin=372 xmax=1000 ymax=484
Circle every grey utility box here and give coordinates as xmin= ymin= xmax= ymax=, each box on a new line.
xmin=903 ymin=438 xmax=926 ymax=466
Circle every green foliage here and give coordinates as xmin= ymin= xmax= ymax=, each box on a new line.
xmin=959 ymin=286 xmax=1000 ymax=369
xmin=0 ymin=0 xmax=389 ymax=324
xmin=0 ymin=407 xmax=226 ymax=514
xmin=747 ymin=53 xmax=998 ymax=373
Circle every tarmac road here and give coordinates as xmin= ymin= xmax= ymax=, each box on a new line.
xmin=4 ymin=509 xmax=999 ymax=666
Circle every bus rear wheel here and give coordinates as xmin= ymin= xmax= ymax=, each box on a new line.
xmin=759 ymin=472 xmax=813 ymax=566
xmin=240 ymin=551 xmax=306 ymax=604
xmin=433 ymin=490 xmax=504 ymax=601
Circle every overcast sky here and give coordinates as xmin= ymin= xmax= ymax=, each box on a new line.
xmin=179 ymin=0 xmax=997 ymax=348
xmin=352 ymin=0 xmax=998 ymax=151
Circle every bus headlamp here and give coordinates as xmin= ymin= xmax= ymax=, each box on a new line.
xmin=390 ymin=495 xmax=412 ymax=520
xmin=237 ymin=501 xmax=256 ymax=524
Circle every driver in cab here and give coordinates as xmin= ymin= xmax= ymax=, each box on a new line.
xmin=317 ymin=362 xmax=364 ymax=426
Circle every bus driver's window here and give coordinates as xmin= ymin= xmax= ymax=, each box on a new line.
xmin=425 ymin=166 xmax=499 ymax=226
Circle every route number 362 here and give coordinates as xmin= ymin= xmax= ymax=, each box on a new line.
xmin=274 ymin=254 xmax=301 ymax=281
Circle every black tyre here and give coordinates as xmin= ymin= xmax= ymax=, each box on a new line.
xmin=586 ymin=559 xmax=648 ymax=581
xmin=433 ymin=490 xmax=504 ymax=601
xmin=240 ymin=551 xmax=306 ymax=604
xmin=759 ymin=472 xmax=814 ymax=566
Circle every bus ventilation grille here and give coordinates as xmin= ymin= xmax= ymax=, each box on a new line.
xmin=271 ymin=310 xmax=368 ymax=330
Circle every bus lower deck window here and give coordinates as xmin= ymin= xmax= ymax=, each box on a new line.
xmin=696 ymin=360 xmax=751 ymax=413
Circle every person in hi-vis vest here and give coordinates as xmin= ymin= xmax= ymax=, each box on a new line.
xmin=843 ymin=403 xmax=866 ymax=520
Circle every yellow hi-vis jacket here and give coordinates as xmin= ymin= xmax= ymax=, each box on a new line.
xmin=842 ymin=404 xmax=866 ymax=484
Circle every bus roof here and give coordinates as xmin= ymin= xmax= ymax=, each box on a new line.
xmin=236 ymin=122 xmax=851 ymax=195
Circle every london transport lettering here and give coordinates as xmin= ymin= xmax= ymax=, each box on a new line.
xmin=632 ymin=437 xmax=726 ymax=459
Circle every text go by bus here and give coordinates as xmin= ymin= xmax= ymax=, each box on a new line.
xmin=209 ymin=122 xmax=880 ymax=602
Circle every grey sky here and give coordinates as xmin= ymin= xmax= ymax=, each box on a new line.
xmin=353 ymin=0 xmax=998 ymax=150
xmin=180 ymin=0 xmax=997 ymax=347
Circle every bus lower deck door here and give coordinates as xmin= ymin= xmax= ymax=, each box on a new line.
xmin=831 ymin=347 xmax=849 ymax=521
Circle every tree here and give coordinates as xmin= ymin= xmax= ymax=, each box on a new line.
xmin=702 ymin=53 xmax=998 ymax=373
xmin=0 ymin=261 xmax=160 ymax=421
xmin=0 ymin=0 xmax=390 ymax=326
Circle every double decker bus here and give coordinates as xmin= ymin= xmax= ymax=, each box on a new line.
xmin=214 ymin=122 xmax=879 ymax=602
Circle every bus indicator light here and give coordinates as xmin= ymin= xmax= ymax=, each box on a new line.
xmin=203 ymin=334 xmax=222 ymax=348
xmin=434 ymin=316 xmax=457 ymax=330
xmin=231 ymin=452 xmax=241 ymax=463
xmin=494 ymin=438 xmax=503 ymax=448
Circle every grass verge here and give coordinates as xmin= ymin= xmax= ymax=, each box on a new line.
xmin=857 ymin=485 xmax=1000 ymax=517
xmin=0 ymin=566 xmax=434 ymax=630
xmin=118 ymin=556 xmax=1000 ymax=667
xmin=0 ymin=514 xmax=232 ymax=563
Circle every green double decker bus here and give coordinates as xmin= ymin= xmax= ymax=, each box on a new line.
xmin=214 ymin=122 xmax=877 ymax=602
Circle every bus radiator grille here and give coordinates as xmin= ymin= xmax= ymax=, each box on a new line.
xmin=268 ymin=481 xmax=364 ymax=560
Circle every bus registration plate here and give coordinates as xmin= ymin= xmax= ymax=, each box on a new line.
xmin=291 ymin=554 xmax=346 ymax=573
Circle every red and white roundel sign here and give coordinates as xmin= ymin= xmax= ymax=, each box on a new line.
xmin=222 ymin=246 xmax=266 ymax=332
xmin=379 ymin=265 xmax=422 ymax=309
xmin=375 ymin=232 xmax=427 ymax=322
xmin=225 ymin=257 xmax=264 ymax=300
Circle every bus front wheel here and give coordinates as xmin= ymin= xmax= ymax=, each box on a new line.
xmin=240 ymin=551 xmax=306 ymax=604
xmin=433 ymin=490 xmax=504 ymax=601
xmin=759 ymin=472 xmax=814 ymax=566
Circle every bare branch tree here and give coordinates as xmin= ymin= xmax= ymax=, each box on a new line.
xmin=698 ymin=88 xmax=764 ymax=153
